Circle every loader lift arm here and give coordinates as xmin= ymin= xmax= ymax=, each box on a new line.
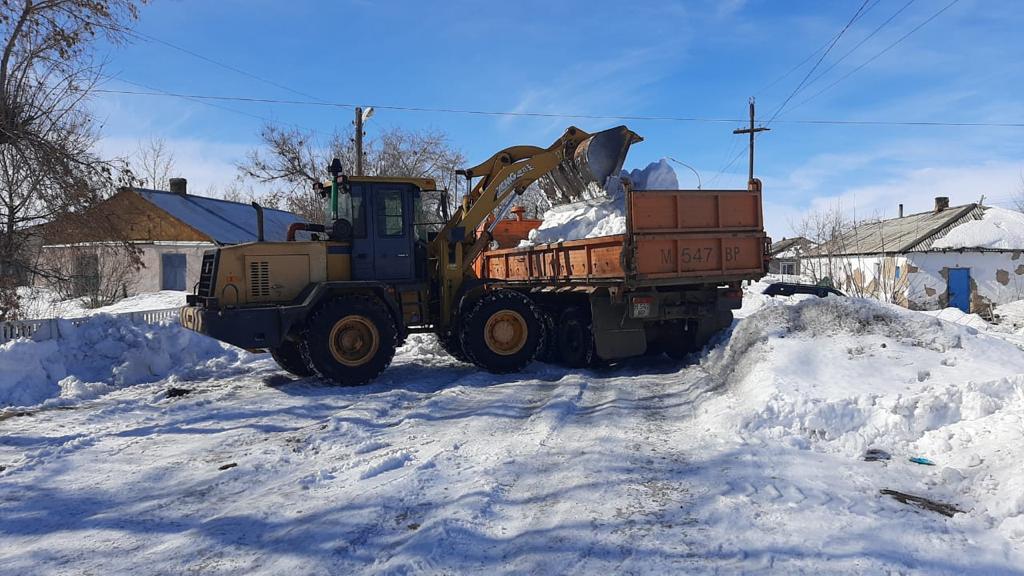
xmin=430 ymin=125 xmax=640 ymax=328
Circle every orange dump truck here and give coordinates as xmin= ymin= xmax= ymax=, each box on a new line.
xmin=476 ymin=180 xmax=769 ymax=366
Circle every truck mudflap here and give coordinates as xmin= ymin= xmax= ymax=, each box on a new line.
xmin=590 ymin=295 xmax=646 ymax=360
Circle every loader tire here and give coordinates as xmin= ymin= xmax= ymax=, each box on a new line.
xmin=556 ymin=307 xmax=595 ymax=368
xmin=270 ymin=339 xmax=314 ymax=377
xmin=300 ymin=294 xmax=397 ymax=386
xmin=461 ymin=290 xmax=543 ymax=374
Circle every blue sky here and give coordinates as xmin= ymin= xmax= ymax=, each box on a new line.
xmin=92 ymin=0 xmax=1024 ymax=237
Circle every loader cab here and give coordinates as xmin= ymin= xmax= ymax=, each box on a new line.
xmin=342 ymin=177 xmax=432 ymax=283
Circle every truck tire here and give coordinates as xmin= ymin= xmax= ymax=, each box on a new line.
xmin=460 ymin=290 xmax=543 ymax=373
xmin=300 ymin=294 xmax=397 ymax=386
xmin=556 ymin=307 xmax=595 ymax=368
xmin=438 ymin=329 xmax=469 ymax=363
xmin=534 ymin=309 xmax=558 ymax=363
xmin=269 ymin=339 xmax=314 ymax=377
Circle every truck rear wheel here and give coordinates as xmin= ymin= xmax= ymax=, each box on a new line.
xmin=270 ymin=339 xmax=314 ymax=377
xmin=301 ymin=294 xmax=397 ymax=386
xmin=461 ymin=290 xmax=543 ymax=373
xmin=556 ymin=307 xmax=595 ymax=368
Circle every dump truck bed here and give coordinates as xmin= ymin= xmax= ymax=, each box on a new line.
xmin=481 ymin=186 xmax=768 ymax=287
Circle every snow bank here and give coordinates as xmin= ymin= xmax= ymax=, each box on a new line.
xmin=521 ymin=159 xmax=679 ymax=246
xmin=0 ymin=315 xmax=245 ymax=408
xmin=699 ymin=296 xmax=1024 ymax=541
xmin=932 ymin=206 xmax=1024 ymax=250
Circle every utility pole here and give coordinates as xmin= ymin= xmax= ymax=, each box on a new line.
xmin=356 ymin=104 xmax=364 ymax=174
xmin=732 ymin=98 xmax=769 ymax=184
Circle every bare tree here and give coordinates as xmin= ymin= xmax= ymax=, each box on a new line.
xmin=130 ymin=136 xmax=175 ymax=188
xmin=238 ymin=123 xmax=465 ymax=226
xmin=0 ymin=0 xmax=145 ymax=320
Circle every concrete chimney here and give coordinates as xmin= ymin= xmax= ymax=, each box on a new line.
xmin=169 ymin=178 xmax=187 ymax=195
xmin=934 ymin=196 xmax=949 ymax=213
xmin=899 ymin=204 xmax=904 ymax=218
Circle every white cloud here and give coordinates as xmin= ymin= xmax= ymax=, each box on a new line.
xmin=97 ymin=136 xmax=254 ymax=196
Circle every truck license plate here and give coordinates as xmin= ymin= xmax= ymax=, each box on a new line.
xmin=632 ymin=297 xmax=653 ymax=318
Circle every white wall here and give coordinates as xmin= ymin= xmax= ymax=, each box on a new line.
xmin=904 ymin=251 xmax=1024 ymax=312
xmin=135 ymin=243 xmax=214 ymax=295
xmin=803 ymin=251 xmax=1024 ymax=312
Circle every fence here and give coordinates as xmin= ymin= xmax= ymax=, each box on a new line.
xmin=0 ymin=308 xmax=180 ymax=345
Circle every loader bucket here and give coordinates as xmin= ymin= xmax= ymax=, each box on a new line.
xmin=539 ymin=125 xmax=642 ymax=204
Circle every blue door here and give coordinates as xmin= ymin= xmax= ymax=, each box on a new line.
xmin=371 ymin=184 xmax=415 ymax=281
xmin=947 ymin=268 xmax=970 ymax=312
xmin=161 ymin=253 xmax=186 ymax=291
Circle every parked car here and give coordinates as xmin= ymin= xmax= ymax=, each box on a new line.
xmin=763 ymin=282 xmax=845 ymax=298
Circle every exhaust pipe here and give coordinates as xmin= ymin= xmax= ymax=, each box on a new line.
xmin=251 ymin=201 xmax=265 ymax=242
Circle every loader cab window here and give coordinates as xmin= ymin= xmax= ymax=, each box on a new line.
xmin=350 ymin=186 xmax=367 ymax=238
xmin=378 ymin=188 xmax=405 ymax=237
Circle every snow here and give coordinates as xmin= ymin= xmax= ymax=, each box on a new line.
xmin=3 ymin=291 xmax=1024 ymax=573
xmin=0 ymin=314 xmax=251 ymax=408
xmin=520 ymin=159 xmax=679 ymax=246
xmin=932 ymin=206 xmax=1024 ymax=250
xmin=15 ymin=287 xmax=186 ymax=320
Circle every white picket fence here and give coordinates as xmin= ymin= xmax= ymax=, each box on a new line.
xmin=0 ymin=308 xmax=180 ymax=345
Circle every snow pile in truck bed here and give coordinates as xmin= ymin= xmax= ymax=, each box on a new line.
xmin=697 ymin=295 xmax=1024 ymax=542
xmin=932 ymin=206 xmax=1024 ymax=250
xmin=521 ymin=159 xmax=679 ymax=246
xmin=0 ymin=315 xmax=248 ymax=408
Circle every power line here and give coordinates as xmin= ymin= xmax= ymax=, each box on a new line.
xmin=791 ymin=0 xmax=961 ymax=110
xmin=90 ymin=88 xmax=1024 ymax=128
xmin=756 ymin=0 xmax=880 ymax=95
xmin=127 ymin=30 xmax=326 ymax=103
xmin=766 ymin=0 xmax=873 ymax=126
xmin=801 ymin=0 xmax=917 ymax=97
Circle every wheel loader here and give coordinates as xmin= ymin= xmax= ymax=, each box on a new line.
xmin=179 ymin=126 xmax=769 ymax=385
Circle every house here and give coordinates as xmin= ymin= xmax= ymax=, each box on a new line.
xmin=768 ymin=237 xmax=813 ymax=277
xmin=802 ymin=196 xmax=1024 ymax=314
xmin=39 ymin=178 xmax=306 ymax=298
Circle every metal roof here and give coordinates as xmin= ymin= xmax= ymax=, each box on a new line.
xmin=770 ymin=237 xmax=811 ymax=256
xmin=817 ymin=204 xmax=983 ymax=256
xmin=135 ymin=189 xmax=307 ymax=245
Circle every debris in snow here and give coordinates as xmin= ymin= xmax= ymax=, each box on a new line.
xmin=218 ymin=462 xmax=238 ymax=471
xmin=863 ymin=448 xmax=891 ymax=461
xmin=880 ymin=489 xmax=964 ymax=517
xmin=909 ymin=456 xmax=936 ymax=466
xmin=932 ymin=206 xmax=1024 ymax=250
xmin=521 ymin=159 xmax=680 ymax=246
xmin=165 ymin=387 xmax=193 ymax=398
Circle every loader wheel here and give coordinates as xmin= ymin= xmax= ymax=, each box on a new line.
xmin=556 ymin=307 xmax=595 ymax=368
xmin=461 ymin=290 xmax=543 ymax=373
xmin=301 ymin=295 xmax=397 ymax=386
xmin=269 ymin=339 xmax=314 ymax=377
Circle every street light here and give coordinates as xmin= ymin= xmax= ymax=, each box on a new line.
xmin=667 ymin=157 xmax=702 ymax=190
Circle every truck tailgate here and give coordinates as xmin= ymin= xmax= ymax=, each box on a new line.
xmin=628 ymin=188 xmax=766 ymax=281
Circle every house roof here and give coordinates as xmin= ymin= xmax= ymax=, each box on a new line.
xmin=135 ymin=189 xmax=307 ymax=245
xmin=770 ymin=237 xmax=811 ymax=257
xmin=817 ymin=203 xmax=983 ymax=256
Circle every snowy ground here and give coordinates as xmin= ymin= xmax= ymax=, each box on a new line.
xmin=15 ymin=287 xmax=187 ymax=320
xmin=2 ymin=288 xmax=1024 ymax=574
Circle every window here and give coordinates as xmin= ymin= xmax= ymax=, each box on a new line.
xmin=72 ymin=253 xmax=99 ymax=297
xmin=781 ymin=262 xmax=795 ymax=275
xmin=377 ymin=188 xmax=405 ymax=237
xmin=350 ymin=187 xmax=367 ymax=238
